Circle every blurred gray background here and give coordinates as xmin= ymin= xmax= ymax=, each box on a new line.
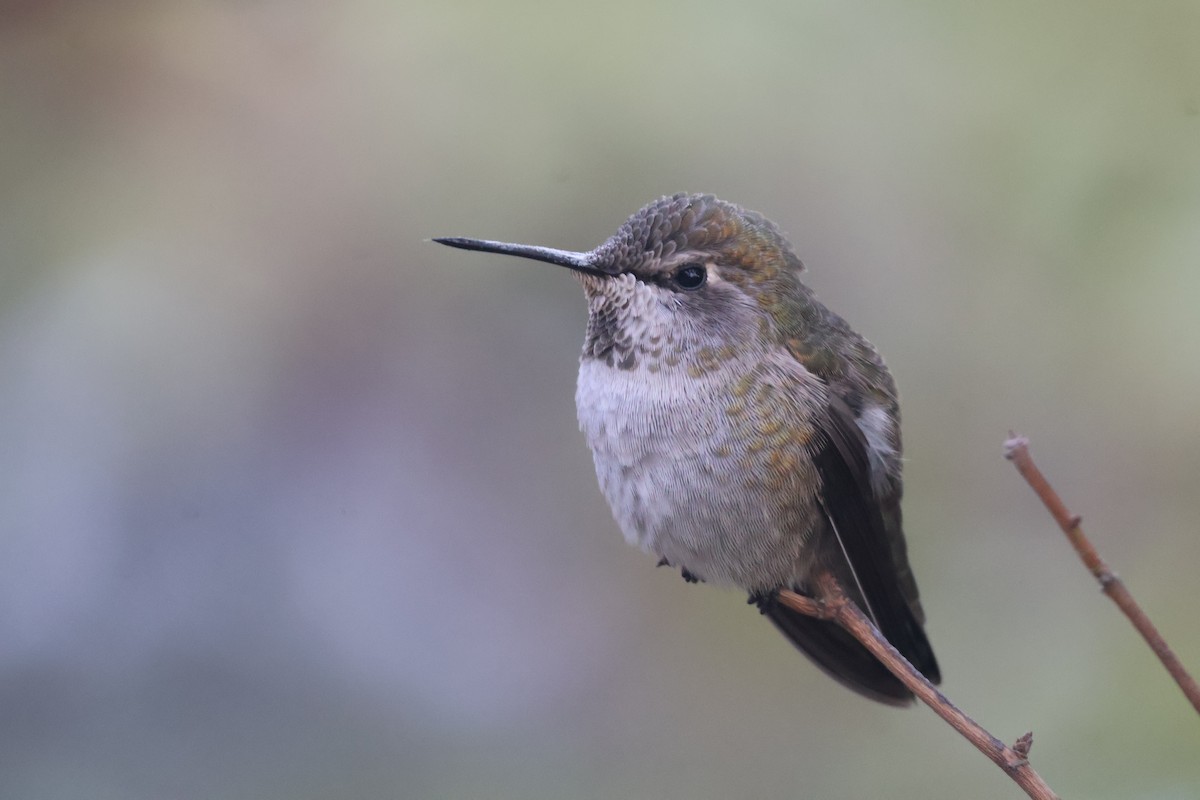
xmin=2 ymin=2 xmax=1198 ymax=799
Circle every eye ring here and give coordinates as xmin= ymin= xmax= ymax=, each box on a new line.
xmin=673 ymin=263 xmax=707 ymax=290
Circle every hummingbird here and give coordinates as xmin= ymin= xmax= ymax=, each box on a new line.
xmin=435 ymin=193 xmax=940 ymax=705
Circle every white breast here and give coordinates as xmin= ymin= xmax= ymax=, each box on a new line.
xmin=574 ymin=361 xmax=697 ymax=551
xmin=573 ymin=354 xmax=821 ymax=590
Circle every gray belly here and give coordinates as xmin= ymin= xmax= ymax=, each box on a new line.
xmin=575 ymin=360 xmax=822 ymax=591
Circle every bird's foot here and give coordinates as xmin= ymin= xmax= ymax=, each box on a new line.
xmin=655 ymin=556 xmax=702 ymax=584
xmin=747 ymin=589 xmax=779 ymax=614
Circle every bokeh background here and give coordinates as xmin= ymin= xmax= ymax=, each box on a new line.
xmin=3 ymin=2 xmax=1199 ymax=798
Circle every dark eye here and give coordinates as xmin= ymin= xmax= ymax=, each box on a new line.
xmin=673 ymin=263 xmax=707 ymax=290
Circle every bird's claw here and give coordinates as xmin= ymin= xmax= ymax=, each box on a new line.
xmin=655 ymin=556 xmax=702 ymax=584
xmin=747 ymin=590 xmax=779 ymax=614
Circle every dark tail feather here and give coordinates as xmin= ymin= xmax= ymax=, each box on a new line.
xmin=764 ymin=598 xmax=940 ymax=707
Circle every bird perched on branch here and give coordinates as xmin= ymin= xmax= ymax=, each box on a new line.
xmin=436 ymin=193 xmax=940 ymax=705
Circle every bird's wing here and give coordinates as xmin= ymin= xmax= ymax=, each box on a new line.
xmin=807 ymin=393 xmax=940 ymax=681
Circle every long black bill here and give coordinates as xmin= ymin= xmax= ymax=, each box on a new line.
xmin=433 ymin=237 xmax=608 ymax=277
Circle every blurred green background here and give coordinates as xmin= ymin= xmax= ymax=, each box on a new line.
xmin=2 ymin=2 xmax=1198 ymax=798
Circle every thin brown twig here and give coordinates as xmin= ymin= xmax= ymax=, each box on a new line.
xmin=1004 ymin=433 xmax=1200 ymax=716
xmin=778 ymin=577 xmax=1060 ymax=800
